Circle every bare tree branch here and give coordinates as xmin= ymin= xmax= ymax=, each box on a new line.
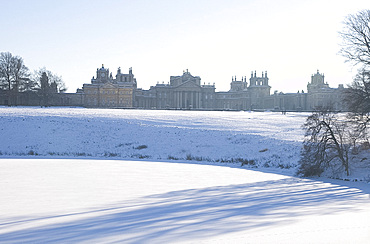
xmin=339 ymin=10 xmax=370 ymax=66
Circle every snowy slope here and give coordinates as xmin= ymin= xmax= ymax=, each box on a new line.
xmin=0 ymin=107 xmax=306 ymax=170
xmin=1 ymin=107 xmax=370 ymax=243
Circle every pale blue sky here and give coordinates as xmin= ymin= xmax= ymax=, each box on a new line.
xmin=1 ymin=0 xmax=369 ymax=93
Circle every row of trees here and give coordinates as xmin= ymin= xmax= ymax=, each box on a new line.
xmin=298 ymin=10 xmax=370 ymax=177
xmin=0 ymin=52 xmax=66 ymax=105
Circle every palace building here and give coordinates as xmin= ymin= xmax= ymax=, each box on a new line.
xmin=1 ymin=64 xmax=345 ymax=111
xmin=75 ymin=66 xmax=345 ymax=111
xmin=135 ymin=69 xmax=216 ymax=109
xmin=82 ymin=65 xmax=136 ymax=108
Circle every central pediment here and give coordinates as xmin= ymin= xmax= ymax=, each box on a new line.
xmin=101 ymin=82 xmax=118 ymax=89
xmin=174 ymin=80 xmax=202 ymax=91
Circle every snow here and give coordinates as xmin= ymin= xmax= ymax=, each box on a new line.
xmin=0 ymin=107 xmax=307 ymax=170
xmin=0 ymin=159 xmax=369 ymax=243
xmin=0 ymin=107 xmax=369 ymax=243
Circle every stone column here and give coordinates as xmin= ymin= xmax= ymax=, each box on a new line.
xmin=175 ymin=91 xmax=179 ymax=108
xmin=178 ymin=91 xmax=181 ymax=108
xmin=185 ymin=92 xmax=188 ymax=108
xmin=195 ymin=92 xmax=197 ymax=108
xmin=195 ymin=92 xmax=198 ymax=109
xmin=190 ymin=92 xmax=194 ymax=108
xmin=179 ymin=91 xmax=183 ymax=108
xmin=198 ymin=92 xmax=201 ymax=109
xmin=174 ymin=91 xmax=177 ymax=108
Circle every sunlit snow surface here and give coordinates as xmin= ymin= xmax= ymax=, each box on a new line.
xmin=0 ymin=159 xmax=369 ymax=243
xmin=0 ymin=107 xmax=307 ymax=168
xmin=0 ymin=107 xmax=369 ymax=243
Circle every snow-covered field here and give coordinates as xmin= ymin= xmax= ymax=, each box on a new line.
xmin=0 ymin=107 xmax=369 ymax=243
xmin=0 ymin=107 xmax=306 ymax=169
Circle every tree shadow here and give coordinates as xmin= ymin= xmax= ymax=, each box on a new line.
xmin=0 ymin=178 xmax=367 ymax=243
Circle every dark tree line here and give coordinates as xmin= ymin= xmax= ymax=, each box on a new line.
xmin=298 ymin=10 xmax=370 ymax=177
xmin=0 ymin=51 xmax=66 ymax=106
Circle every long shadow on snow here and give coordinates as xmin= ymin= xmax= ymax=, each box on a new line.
xmin=0 ymin=177 xmax=367 ymax=243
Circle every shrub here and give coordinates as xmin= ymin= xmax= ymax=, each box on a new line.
xmin=135 ymin=145 xmax=148 ymax=150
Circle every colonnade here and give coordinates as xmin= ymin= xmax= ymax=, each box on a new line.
xmin=174 ymin=91 xmax=201 ymax=109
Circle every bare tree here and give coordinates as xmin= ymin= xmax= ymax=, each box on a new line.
xmin=33 ymin=67 xmax=66 ymax=93
xmin=340 ymin=10 xmax=370 ymax=144
xmin=343 ymin=69 xmax=370 ymax=143
xmin=339 ymin=10 xmax=370 ymax=66
xmin=0 ymin=52 xmax=14 ymax=90
xmin=0 ymin=52 xmax=30 ymax=91
xmin=298 ymin=10 xmax=370 ymax=178
xmin=20 ymin=77 xmax=38 ymax=92
xmin=344 ymin=69 xmax=370 ymax=113
xmin=13 ymin=56 xmax=30 ymax=92
xmin=0 ymin=52 xmax=30 ymax=105
xmin=297 ymin=109 xmax=351 ymax=177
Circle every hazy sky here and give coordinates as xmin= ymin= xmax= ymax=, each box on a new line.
xmin=1 ymin=0 xmax=369 ymax=93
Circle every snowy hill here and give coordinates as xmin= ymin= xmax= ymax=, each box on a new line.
xmin=1 ymin=107 xmax=370 ymax=243
xmin=0 ymin=107 xmax=306 ymax=169
xmin=1 ymin=106 xmax=369 ymax=180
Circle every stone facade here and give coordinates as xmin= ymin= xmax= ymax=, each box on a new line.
xmin=271 ymin=70 xmax=345 ymax=111
xmin=0 ymin=66 xmax=345 ymax=112
xmin=135 ymin=69 xmax=216 ymax=109
xmin=207 ymin=71 xmax=271 ymax=110
xmin=306 ymin=70 xmax=345 ymax=111
xmin=0 ymin=88 xmax=83 ymax=107
xmin=133 ymin=70 xmax=272 ymax=110
xmin=72 ymin=68 xmax=347 ymax=111
xmin=133 ymin=69 xmax=343 ymax=111
xmin=82 ymin=65 xmax=136 ymax=108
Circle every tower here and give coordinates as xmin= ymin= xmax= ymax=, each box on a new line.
xmin=92 ymin=64 xmax=111 ymax=83
xmin=307 ymin=70 xmax=329 ymax=93
xmin=248 ymin=71 xmax=271 ymax=109
xmin=230 ymin=76 xmax=248 ymax=92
